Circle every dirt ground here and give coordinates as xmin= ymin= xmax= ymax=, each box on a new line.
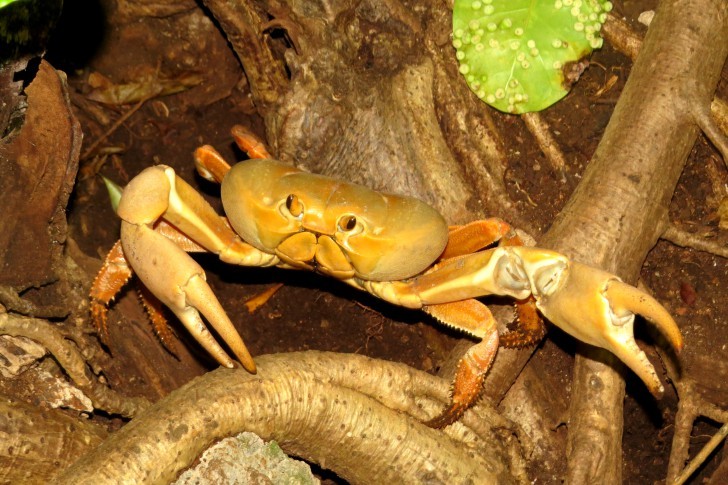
xmin=2 ymin=0 xmax=726 ymax=483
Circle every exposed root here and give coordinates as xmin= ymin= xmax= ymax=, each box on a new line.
xmin=521 ymin=112 xmax=567 ymax=182
xmin=604 ymin=12 xmax=728 ymax=169
xmin=56 ymin=351 xmax=527 ymax=484
xmin=693 ymin=105 xmax=728 ymax=168
xmin=674 ymin=421 xmax=728 ymax=485
xmin=662 ymin=223 xmax=728 ymax=259
xmin=602 ymin=13 xmax=642 ymax=61
xmin=0 ymin=397 xmax=109 ymax=483
xmin=712 ymin=98 xmax=728 ymax=140
xmin=664 ymin=369 xmax=728 ymax=484
xmin=0 ymin=312 xmax=150 ymax=417
xmin=199 ymin=0 xmax=289 ymax=116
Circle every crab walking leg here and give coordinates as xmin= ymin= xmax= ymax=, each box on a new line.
xmin=90 ymin=240 xmax=132 ymax=343
xmin=423 ymin=300 xmax=500 ymax=428
xmin=116 ymin=165 xmax=279 ymax=372
xmin=354 ymin=249 xmax=532 ymax=427
xmin=440 ymin=218 xmax=518 ymax=259
xmin=231 ymin=124 xmax=273 ymax=160
xmin=194 ymin=145 xmax=232 ymax=184
xmin=138 ymin=283 xmax=179 ymax=357
xmin=194 ymin=126 xmax=271 ymax=185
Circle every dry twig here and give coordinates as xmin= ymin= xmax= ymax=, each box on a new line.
xmin=662 ymin=224 xmax=728 ymax=259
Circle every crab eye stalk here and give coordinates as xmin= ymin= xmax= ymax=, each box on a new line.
xmin=338 ymin=215 xmax=358 ymax=232
xmin=285 ymin=194 xmax=304 ymax=218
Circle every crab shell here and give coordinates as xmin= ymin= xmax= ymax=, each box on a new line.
xmin=221 ymin=159 xmax=450 ymax=281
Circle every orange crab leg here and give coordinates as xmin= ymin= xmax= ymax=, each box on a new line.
xmin=90 ymin=240 xmax=132 ymax=344
xmin=429 ymin=332 xmax=500 ymax=428
xmin=194 ymin=125 xmax=269 ymax=184
xmin=414 ymin=219 xmax=545 ymax=427
xmin=440 ymin=218 xmax=518 ymax=259
xmin=444 ymin=219 xmax=543 ymax=347
xmin=423 ymin=299 xmax=499 ymax=427
xmin=138 ymin=284 xmax=178 ymax=357
xmin=194 ymin=145 xmax=232 ymax=184
xmin=231 ymin=124 xmax=272 ymax=159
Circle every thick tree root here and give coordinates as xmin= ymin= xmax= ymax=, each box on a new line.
xmin=57 ymin=351 xmax=527 ymax=484
xmin=604 ymin=12 xmax=728 ymax=168
xmin=0 ymin=396 xmax=108 ymax=483
xmin=539 ymin=0 xmax=728 ymax=482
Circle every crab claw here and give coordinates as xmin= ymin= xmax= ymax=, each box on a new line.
xmin=115 ymin=166 xmax=257 ymax=372
xmin=516 ymin=248 xmax=682 ymax=396
xmin=120 ymin=222 xmax=256 ymax=372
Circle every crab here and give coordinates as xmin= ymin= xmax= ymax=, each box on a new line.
xmin=90 ymin=125 xmax=683 ymax=428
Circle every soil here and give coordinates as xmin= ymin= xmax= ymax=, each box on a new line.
xmin=3 ymin=0 xmax=726 ymax=483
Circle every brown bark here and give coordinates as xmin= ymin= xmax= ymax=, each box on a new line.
xmin=0 ymin=395 xmax=108 ymax=483
xmin=0 ymin=60 xmax=81 ymax=317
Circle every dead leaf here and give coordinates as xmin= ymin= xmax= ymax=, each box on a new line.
xmin=85 ymin=71 xmax=203 ymax=105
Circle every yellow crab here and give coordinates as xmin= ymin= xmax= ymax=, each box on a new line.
xmin=91 ymin=125 xmax=683 ymax=427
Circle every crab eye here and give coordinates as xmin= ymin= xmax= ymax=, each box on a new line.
xmin=338 ymin=215 xmax=358 ymax=232
xmin=284 ymin=194 xmax=303 ymax=218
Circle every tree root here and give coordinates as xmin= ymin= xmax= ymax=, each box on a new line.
xmin=0 ymin=395 xmax=109 ymax=483
xmin=662 ymin=223 xmax=728 ymax=259
xmin=0 ymin=312 xmax=150 ymax=417
xmin=674 ymin=419 xmax=728 ymax=484
xmin=660 ymin=351 xmax=728 ymax=484
xmin=521 ymin=112 xmax=567 ymax=183
xmin=57 ymin=352 xmax=527 ymax=484
xmin=604 ymin=11 xmax=728 ymax=484
xmin=604 ymin=11 xmax=728 ymax=168
xmin=539 ymin=0 xmax=728 ymax=482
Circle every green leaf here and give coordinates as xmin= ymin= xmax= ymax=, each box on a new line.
xmin=0 ymin=0 xmax=22 ymax=9
xmin=453 ymin=0 xmax=612 ymax=113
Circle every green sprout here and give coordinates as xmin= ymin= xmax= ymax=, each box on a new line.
xmin=101 ymin=176 xmax=123 ymax=212
xmin=453 ymin=0 xmax=612 ymax=113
